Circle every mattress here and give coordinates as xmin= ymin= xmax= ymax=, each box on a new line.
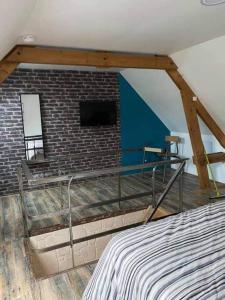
xmin=83 ymin=201 xmax=225 ymax=300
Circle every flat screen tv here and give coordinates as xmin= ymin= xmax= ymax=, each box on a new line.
xmin=79 ymin=101 xmax=117 ymax=126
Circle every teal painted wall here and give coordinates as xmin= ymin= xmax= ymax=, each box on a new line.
xmin=118 ymin=74 xmax=170 ymax=166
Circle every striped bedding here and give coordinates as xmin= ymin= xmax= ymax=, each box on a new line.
xmin=83 ymin=201 xmax=225 ymax=300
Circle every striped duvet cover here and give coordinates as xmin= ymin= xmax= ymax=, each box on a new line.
xmin=83 ymin=201 xmax=225 ymax=300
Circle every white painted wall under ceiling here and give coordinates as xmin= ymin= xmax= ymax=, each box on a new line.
xmin=172 ymin=35 xmax=225 ymax=134
xmin=2 ymin=0 xmax=225 ymax=59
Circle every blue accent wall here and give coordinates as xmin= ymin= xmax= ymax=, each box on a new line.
xmin=119 ymin=74 xmax=170 ymax=167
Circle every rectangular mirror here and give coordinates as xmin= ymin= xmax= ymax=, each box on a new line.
xmin=20 ymin=94 xmax=44 ymax=161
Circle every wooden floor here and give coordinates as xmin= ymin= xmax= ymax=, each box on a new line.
xmin=1 ymin=171 xmax=225 ymax=299
xmin=26 ymin=172 xmax=165 ymax=235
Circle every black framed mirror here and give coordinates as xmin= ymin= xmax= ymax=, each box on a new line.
xmin=20 ymin=93 xmax=45 ymax=161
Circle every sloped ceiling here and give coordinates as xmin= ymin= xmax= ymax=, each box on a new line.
xmin=172 ymin=35 xmax=225 ymax=134
xmin=2 ymin=0 xmax=225 ymax=60
xmin=120 ymin=69 xmax=211 ymax=134
xmin=19 ymin=0 xmax=225 ymax=55
xmin=120 ymin=69 xmax=184 ymax=131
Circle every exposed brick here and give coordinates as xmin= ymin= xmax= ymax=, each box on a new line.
xmin=0 ymin=69 xmax=120 ymax=195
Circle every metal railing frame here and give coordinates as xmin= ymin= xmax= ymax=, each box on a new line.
xmin=18 ymin=157 xmax=187 ymax=261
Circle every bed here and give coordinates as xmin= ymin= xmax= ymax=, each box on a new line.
xmin=83 ymin=200 xmax=225 ymax=300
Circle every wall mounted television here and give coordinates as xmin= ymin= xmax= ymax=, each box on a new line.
xmin=79 ymin=101 xmax=117 ymax=126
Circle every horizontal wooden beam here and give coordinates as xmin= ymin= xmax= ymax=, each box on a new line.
xmin=0 ymin=61 xmax=18 ymax=84
xmin=5 ymin=45 xmax=177 ymax=70
xmin=193 ymin=152 xmax=225 ymax=165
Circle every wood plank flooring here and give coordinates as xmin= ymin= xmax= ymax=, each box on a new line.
xmin=26 ymin=173 xmax=165 ymax=235
xmin=1 ymin=171 xmax=225 ymax=299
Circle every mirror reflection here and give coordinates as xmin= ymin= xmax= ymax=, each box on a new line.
xmin=21 ymin=94 xmax=44 ymax=161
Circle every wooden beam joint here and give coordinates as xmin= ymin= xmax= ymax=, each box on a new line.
xmin=193 ymin=152 xmax=225 ymax=165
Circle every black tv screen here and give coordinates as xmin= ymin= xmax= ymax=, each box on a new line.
xmin=79 ymin=101 xmax=117 ymax=126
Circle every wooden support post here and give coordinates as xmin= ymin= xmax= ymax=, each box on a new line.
xmin=167 ymin=69 xmax=211 ymax=188
xmin=181 ymin=92 xmax=210 ymax=188
xmin=167 ymin=69 xmax=225 ymax=147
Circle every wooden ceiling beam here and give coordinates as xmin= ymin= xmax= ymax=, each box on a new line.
xmin=0 ymin=44 xmax=224 ymax=189
xmin=166 ymin=69 xmax=210 ymax=187
xmin=193 ymin=152 xmax=225 ymax=165
xmin=167 ymin=66 xmax=225 ymax=187
xmin=167 ymin=69 xmax=225 ymax=149
xmin=4 ymin=45 xmax=177 ymax=70
xmin=0 ymin=61 xmax=18 ymax=84
xmin=180 ymin=91 xmax=210 ymax=188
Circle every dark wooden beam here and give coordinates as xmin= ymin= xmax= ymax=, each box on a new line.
xmin=4 ymin=45 xmax=177 ymax=70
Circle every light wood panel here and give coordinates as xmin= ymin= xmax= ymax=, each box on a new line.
xmin=5 ymin=45 xmax=177 ymax=70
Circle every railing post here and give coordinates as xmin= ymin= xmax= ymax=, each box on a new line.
xmin=118 ymin=172 xmax=122 ymax=210
xmin=17 ymin=166 xmax=29 ymax=238
xmin=143 ymin=161 xmax=186 ymax=224
xmin=152 ymin=167 xmax=157 ymax=208
xmin=68 ymin=176 xmax=75 ymax=268
xmin=179 ymin=169 xmax=184 ymax=213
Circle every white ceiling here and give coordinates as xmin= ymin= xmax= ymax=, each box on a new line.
xmin=0 ymin=0 xmax=35 ymax=59
xmin=2 ymin=0 xmax=225 ymax=60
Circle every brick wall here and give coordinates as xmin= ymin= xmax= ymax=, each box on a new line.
xmin=0 ymin=69 xmax=120 ymax=195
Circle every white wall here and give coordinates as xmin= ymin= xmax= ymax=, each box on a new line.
xmin=0 ymin=0 xmax=36 ymax=59
xmin=170 ymin=36 xmax=225 ymax=183
xmin=171 ymin=131 xmax=225 ymax=183
xmin=171 ymin=35 xmax=225 ymax=134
